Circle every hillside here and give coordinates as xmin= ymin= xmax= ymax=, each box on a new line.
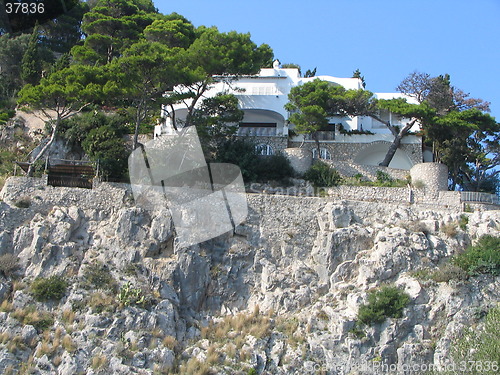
xmin=0 ymin=177 xmax=498 ymax=374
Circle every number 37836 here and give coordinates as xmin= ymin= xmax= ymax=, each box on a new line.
xmin=5 ymin=2 xmax=45 ymax=14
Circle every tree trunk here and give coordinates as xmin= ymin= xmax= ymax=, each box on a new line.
xmin=379 ymin=119 xmax=417 ymax=167
xmin=27 ymin=117 xmax=60 ymax=176
xmin=313 ymin=132 xmax=321 ymax=159
xmin=133 ymin=100 xmax=145 ymax=150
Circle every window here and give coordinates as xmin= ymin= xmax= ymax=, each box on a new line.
xmin=312 ymin=148 xmax=332 ymax=160
xmin=255 ymin=144 xmax=274 ymax=156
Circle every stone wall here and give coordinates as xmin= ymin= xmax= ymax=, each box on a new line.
xmin=243 ymin=135 xmax=288 ymax=155
xmin=410 ymin=163 xmax=448 ymax=192
xmin=324 ymin=160 xmax=410 ymax=180
xmin=288 ymin=141 xmax=422 ymax=165
xmin=0 ymin=177 xmax=132 ymax=230
xmin=282 ymin=148 xmax=312 ymax=175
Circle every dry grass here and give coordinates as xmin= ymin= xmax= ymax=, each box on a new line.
xmin=0 ymin=331 xmax=11 ymax=344
xmin=224 ymin=342 xmax=237 ymax=359
xmin=91 ymin=354 xmax=108 ymax=370
xmin=201 ymin=305 xmax=271 ymax=343
xmin=88 ymin=291 xmax=117 ymax=313
xmin=162 ymin=335 xmax=177 ymax=350
xmin=0 ymin=300 xmax=13 ymax=312
xmin=0 ymin=253 xmax=19 ymax=277
xmin=12 ymin=306 xmax=54 ymax=332
xmin=61 ymin=308 xmax=75 ymax=325
xmin=178 ymin=357 xmax=212 ymax=375
xmin=441 ymin=222 xmax=458 ymax=237
xmin=12 ymin=280 xmax=26 ymax=292
xmin=62 ymin=334 xmax=75 ymax=353
xmin=52 ymin=355 xmax=62 ymax=367
xmin=35 ymin=338 xmax=55 ymax=357
xmin=206 ymin=345 xmax=220 ymax=365
xmin=6 ymin=334 xmax=24 ymax=353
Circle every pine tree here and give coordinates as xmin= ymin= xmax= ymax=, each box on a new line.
xmin=352 ymin=68 xmax=366 ymax=88
xmin=21 ymin=26 xmax=42 ymax=85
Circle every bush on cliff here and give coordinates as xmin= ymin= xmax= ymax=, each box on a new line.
xmin=304 ymin=161 xmax=342 ymax=187
xmin=357 ymin=286 xmax=410 ymax=325
xmin=452 ymin=235 xmax=500 ymax=276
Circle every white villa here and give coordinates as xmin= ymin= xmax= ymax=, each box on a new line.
xmin=155 ymin=61 xmax=429 ymax=172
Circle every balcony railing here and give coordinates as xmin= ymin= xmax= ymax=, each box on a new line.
xmin=237 ymin=127 xmax=277 ymax=136
xmin=461 ymin=191 xmax=499 ymax=205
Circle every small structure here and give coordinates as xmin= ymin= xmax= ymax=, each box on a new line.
xmin=16 ymin=158 xmax=96 ymax=189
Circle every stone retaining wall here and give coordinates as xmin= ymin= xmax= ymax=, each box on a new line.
xmin=283 ymin=148 xmax=312 ymax=175
xmin=325 ymin=161 xmax=410 ymax=180
xmin=288 ymin=141 xmax=422 ymax=165
xmin=410 ymin=163 xmax=448 ymax=192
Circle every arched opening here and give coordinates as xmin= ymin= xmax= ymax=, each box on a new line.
xmin=312 ymin=147 xmax=332 ymax=160
xmin=354 ymin=142 xmax=413 ymax=169
xmin=238 ymin=109 xmax=286 ymax=136
xmin=255 ymin=144 xmax=274 ymax=156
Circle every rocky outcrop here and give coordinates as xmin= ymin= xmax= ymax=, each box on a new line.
xmin=0 ymin=177 xmax=498 ymax=374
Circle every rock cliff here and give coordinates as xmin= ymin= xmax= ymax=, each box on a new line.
xmin=0 ymin=177 xmax=498 ymax=374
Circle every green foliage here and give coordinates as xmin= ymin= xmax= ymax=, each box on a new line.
xmin=13 ymin=197 xmax=31 ymax=208
xmin=376 ymin=170 xmax=392 ymax=183
xmin=82 ymin=262 xmax=117 ymax=291
xmin=82 ymin=125 xmax=129 ymax=179
xmin=357 ymin=286 xmax=410 ymax=325
xmin=412 ymin=264 xmax=468 ymax=283
xmin=30 ymin=275 xmax=68 ymax=302
xmin=73 ymin=0 xmax=158 ymax=65
xmin=18 ymin=64 xmax=107 ymax=111
xmin=0 ymin=109 xmax=15 ymax=125
xmin=143 ymin=15 xmax=196 ymax=48
xmin=182 ymin=27 xmax=273 ymax=76
xmin=452 ymin=235 xmax=500 ymax=276
xmin=59 ymin=110 xmax=129 ymax=144
xmin=215 ymin=139 xmax=257 ymax=181
xmin=193 ymin=93 xmax=243 ymax=157
xmin=451 ymin=306 xmax=500 ymax=374
xmin=348 ymin=322 xmax=366 ymax=339
xmin=352 ymin=68 xmax=366 ymax=88
xmin=458 ymin=214 xmax=469 ymax=231
xmin=215 ymin=139 xmax=294 ymax=184
xmin=0 ymin=33 xmax=30 ymax=98
xmin=117 ymin=281 xmax=147 ymax=307
xmin=256 ymin=154 xmax=295 ymax=184
xmin=0 ymin=254 xmax=19 ymax=277
xmin=304 ymin=161 xmax=342 ymax=187
xmin=20 ymin=25 xmax=42 ymax=85
xmin=12 ymin=305 xmax=54 ymax=332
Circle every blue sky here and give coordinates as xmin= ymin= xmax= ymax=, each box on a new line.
xmin=155 ymin=0 xmax=500 ymax=120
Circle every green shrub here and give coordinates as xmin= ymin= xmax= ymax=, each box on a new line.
xmin=452 ymin=235 xmax=500 ymax=276
xmin=30 ymin=275 xmax=68 ymax=302
xmin=376 ymin=170 xmax=393 ymax=183
xmin=12 ymin=306 xmax=54 ymax=332
xmin=304 ymin=161 xmax=342 ymax=187
xmin=256 ymin=154 xmax=295 ymax=183
xmin=82 ymin=125 xmax=129 ymax=179
xmin=0 ymin=253 xmax=19 ymax=277
xmin=452 ymin=306 xmax=500 ymax=374
xmin=215 ymin=139 xmax=295 ymax=184
xmin=431 ymin=264 xmax=468 ymax=282
xmin=82 ymin=262 xmax=117 ymax=291
xmin=458 ymin=215 xmax=469 ymax=231
xmin=117 ymin=282 xmax=147 ymax=307
xmin=357 ymin=286 xmax=410 ymax=325
xmin=14 ymin=197 xmax=31 ymax=208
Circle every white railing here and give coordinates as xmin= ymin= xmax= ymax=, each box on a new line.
xmin=461 ymin=191 xmax=499 ymax=205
